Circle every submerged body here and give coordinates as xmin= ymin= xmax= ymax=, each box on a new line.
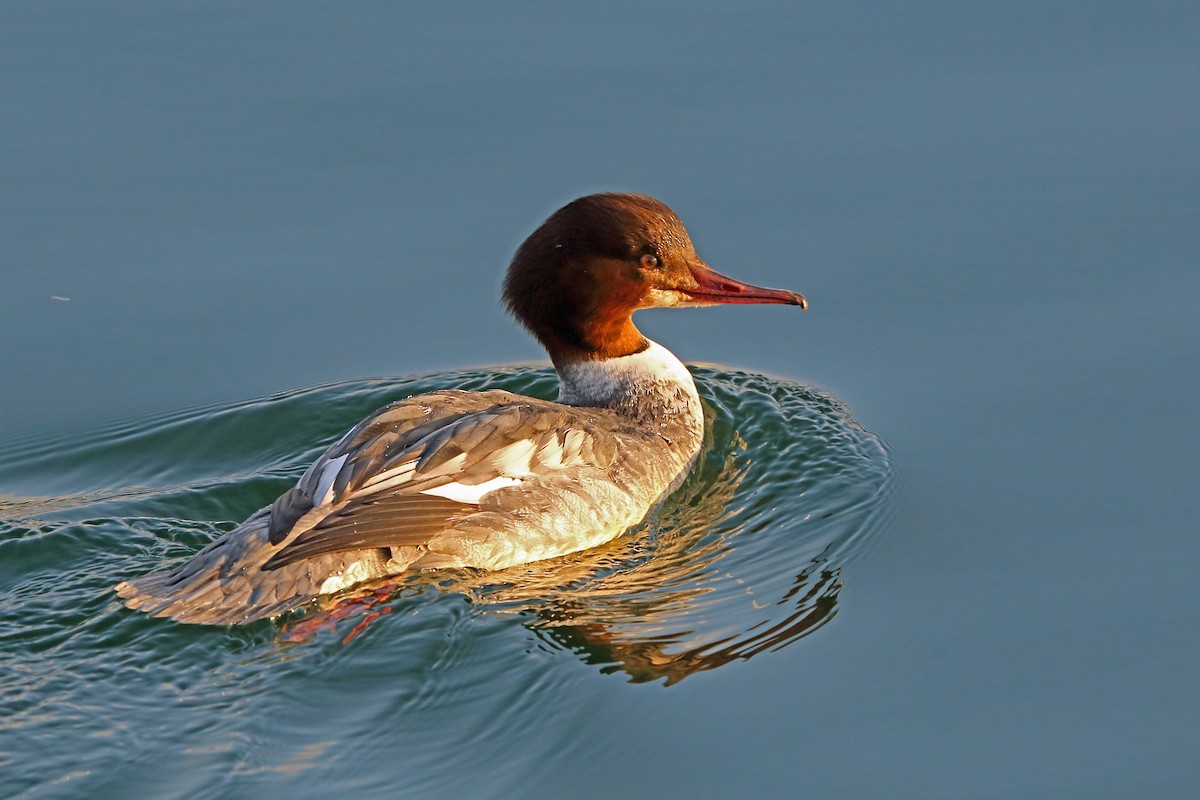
xmin=117 ymin=194 xmax=805 ymax=624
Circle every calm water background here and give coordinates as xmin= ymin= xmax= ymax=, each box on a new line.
xmin=2 ymin=2 xmax=1197 ymax=798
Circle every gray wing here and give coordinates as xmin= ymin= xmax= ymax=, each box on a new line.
xmin=260 ymin=393 xmax=625 ymax=570
xmin=265 ymin=389 xmax=513 ymax=544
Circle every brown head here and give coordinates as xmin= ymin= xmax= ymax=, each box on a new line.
xmin=502 ymin=193 xmax=806 ymax=365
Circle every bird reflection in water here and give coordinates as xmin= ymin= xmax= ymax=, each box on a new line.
xmin=526 ymin=556 xmax=840 ymax=685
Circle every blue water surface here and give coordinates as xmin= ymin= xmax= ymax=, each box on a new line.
xmin=1 ymin=2 xmax=1197 ymax=798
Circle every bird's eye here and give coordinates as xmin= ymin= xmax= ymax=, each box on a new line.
xmin=640 ymin=253 xmax=661 ymax=269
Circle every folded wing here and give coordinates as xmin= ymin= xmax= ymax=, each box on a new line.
xmin=260 ymin=392 xmax=623 ymax=570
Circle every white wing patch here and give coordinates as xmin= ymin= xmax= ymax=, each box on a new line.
xmin=538 ymin=428 xmax=588 ymax=469
xmin=355 ymin=460 xmax=418 ymax=498
xmin=313 ymin=454 xmax=348 ymax=507
xmin=490 ymin=439 xmax=538 ymax=476
xmin=418 ymin=430 xmax=591 ymax=505
xmin=421 ymin=476 xmax=522 ymax=504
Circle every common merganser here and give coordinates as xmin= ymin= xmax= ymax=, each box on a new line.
xmin=116 ymin=193 xmax=806 ymax=624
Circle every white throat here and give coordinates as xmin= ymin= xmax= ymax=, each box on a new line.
xmin=556 ymin=340 xmax=700 ymax=411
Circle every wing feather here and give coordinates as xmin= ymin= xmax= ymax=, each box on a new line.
xmin=261 ymin=493 xmax=469 ymax=570
xmin=262 ymin=393 xmax=629 ymax=565
xmin=265 ymin=389 xmax=519 ymax=544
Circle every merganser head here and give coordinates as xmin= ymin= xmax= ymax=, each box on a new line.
xmin=503 ymin=193 xmax=807 ymax=364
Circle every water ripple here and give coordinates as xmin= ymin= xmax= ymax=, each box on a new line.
xmin=0 ymin=365 xmax=891 ymax=797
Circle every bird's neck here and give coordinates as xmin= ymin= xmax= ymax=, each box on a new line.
xmin=555 ymin=339 xmax=703 ymax=426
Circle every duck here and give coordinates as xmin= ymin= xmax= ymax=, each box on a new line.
xmin=116 ymin=193 xmax=806 ymax=624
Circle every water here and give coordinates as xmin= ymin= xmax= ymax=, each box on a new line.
xmin=2 ymin=2 xmax=1198 ymax=798
xmin=1 ymin=367 xmax=890 ymax=796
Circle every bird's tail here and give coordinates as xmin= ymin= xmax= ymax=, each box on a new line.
xmin=115 ymin=509 xmax=314 ymax=625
